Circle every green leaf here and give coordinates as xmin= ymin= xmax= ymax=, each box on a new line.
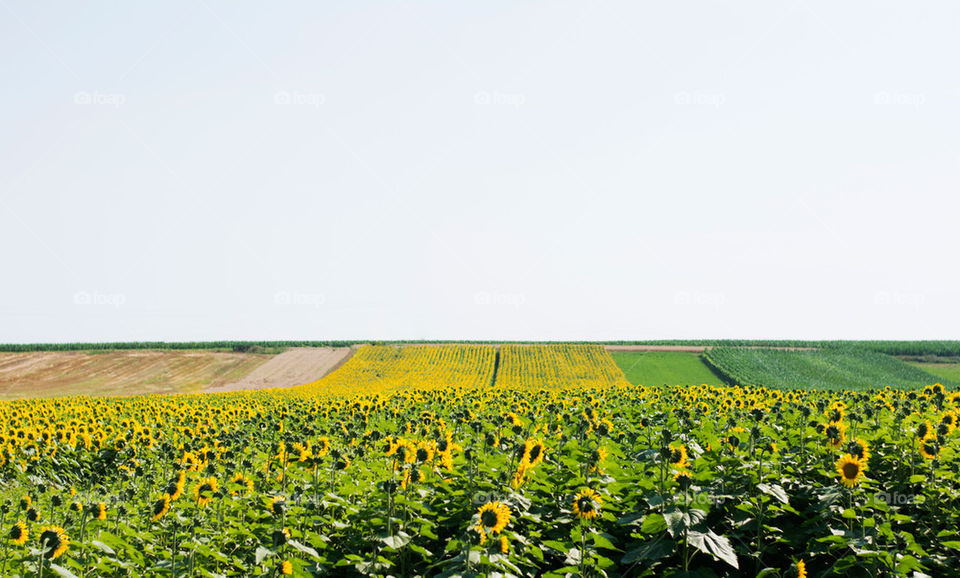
xmin=255 ymin=546 xmax=274 ymax=564
xmin=288 ymin=540 xmax=321 ymax=560
xmin=90 ymin=540 xmax=116 ymax=556
xmin=380 ymin=532 xmax=411 ymax=549
xmin=686 ymin=530 xmax=738 ymax=569
xmin=641 ymin=513 xmax=667 ymax=534
xmin=49 ymin=564 xmax=80 ymax=578
xmin=757 ymin=483 xmax=789 ymax=504
xmin=621 ymin=537 xmax=674 ymax=564
xmin=941 ymin=541 xmax=960 ymax=550
xmin=592 ymin=532 xmax=621 ymax=551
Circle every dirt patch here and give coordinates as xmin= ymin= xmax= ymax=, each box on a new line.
xmin=204 ymin=347 xmax=352 ymax=393
xmin=0 ymin=350 xmax=272 ymax=400
xmin=605 ymin=345 xmax=709 ymax=353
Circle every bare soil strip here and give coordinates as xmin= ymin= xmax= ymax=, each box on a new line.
xmin=0 ymin=350 xmax=271 ymax=399
xmin=203 ymin=347 xmax=352 ymax=393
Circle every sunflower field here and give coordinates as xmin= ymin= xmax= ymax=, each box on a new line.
xmin=1 ymin=344 xmax=959 ymax=577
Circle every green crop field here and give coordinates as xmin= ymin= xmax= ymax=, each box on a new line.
xmin=704 ymin=347 xmax=953 ymax=391
xmin=610 ymin=351 xmax=725 ymax=386
xmin=909 ymin=361 xmax=960 ymax=384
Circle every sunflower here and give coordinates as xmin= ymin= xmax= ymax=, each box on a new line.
xmin=167 ymin=471 xmax=187 ymax=501
xmin=573 ymin=487 xmax=602 ymax=521
xmin=916 ymin=420 xmax=933 ymax=442
xmin=836 ymin=453 xmax=864 ymax=488
xmin=668 ymin=444 xmax=688 ymax=469
xmin=38 ymin=525 xmax=69 ymax=559
xmin=673 ymin=469 xmax=693 ymax=490
xmin=825 ymin=422 xmax=847 ymax=449
xmin=87 ymin=502 xmax=107 ymax=521
xmin=229 ymin=473 xmax=255 ymax=496
xmin=795 ymin=559 xmax=807 ymax=578
xmin=919 ymin=440 xmax=940 ymax=460
xmin=475 ymin=501 xmax=511 ymax=535
xmin=268 ymin=495 xmax=286 ymax=516
xmin=589 ymin=446 xmax=609 ymax=473
xmin=281 ymin=560 xmax=293 ymax=575
xmin=499 ymin=535 xmax=509 ymax=554
xmin=315 ymin=436 xmax=331 ymax=457
xmin=847 ymin=438 xmax=870 ymax=463
xmin=272 ymin=528 xmax=291 ymax=547
xmin=9 ymin=521 xmax=28 ymax=546
xmin=942 ymin=412 xmax=957 ymax=433
xmin=521 ymin=439 xmax=546 ymax=468
xmin=151 ymin=494 xmax=171 ymax=522
xmin=192 ymin=477 xmax=219 ymax=507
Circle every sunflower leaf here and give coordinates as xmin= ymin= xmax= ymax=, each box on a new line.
xmin=48 ymin=564 xmax=80 ymax=578
xmin=687 ymin=530 xmax=738 ymax=569
xmin=756 ymin=483 xmax=789 ymax=504
xmin=255 ymin=546 xmax=274 ymax=564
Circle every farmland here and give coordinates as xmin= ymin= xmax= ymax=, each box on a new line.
xmin=0 ymin=348 xmax=351 ymax=400
xmin=609 ymin=351 xmax=724 ymax=386
xmin=1 ymin=343 xmax=957 ymax=577
xmin=704 ymin=346 xmax=953 ymax=391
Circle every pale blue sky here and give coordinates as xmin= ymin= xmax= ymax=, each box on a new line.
xmin=1 ymin=1 xmax=958 ymax=342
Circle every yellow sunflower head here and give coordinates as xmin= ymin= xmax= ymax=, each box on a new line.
xmin=192 ymin=477 xmax=219 ymax=507
xmin=38 ymin=525 xmax=69 ymax=559
xmin=9 ymin=521 xmax=28 ymax=546
xmin=919 ymin=440 xmax=940 ymax=460
xmin=847 ymin=438 xmax=870 ymax=463
xmin=151 ymin=494 xmax=171 ymax=522
xmin=836 ymin=453 xmax=864 ymax=488
xmin=475 ymin=501 xmax=511 ymax=535
xmin=572 ymin=487 xmax=602 ymax=521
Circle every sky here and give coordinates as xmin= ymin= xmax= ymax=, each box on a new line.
xmin=1 ymin=1 xmax=958 ymax=342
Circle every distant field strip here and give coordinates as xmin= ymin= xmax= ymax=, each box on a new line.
xmin=496 ymin=344 xmax=630 ymax=389
xmin=705 ymin=347 xmax=954 ymax=391
xmin=0 ymin=350 xmax=272 ymax=399
xmin=610 ymin=351 xmax=726 ymax=386
xmin=294 ymin=344 xmax=496 ymax=396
